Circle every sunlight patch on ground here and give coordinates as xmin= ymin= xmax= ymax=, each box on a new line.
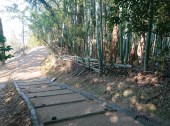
xmin=75 ymin=83 xmax=80 ymax=88
xmin=5 ymin=97 xmax=12 ymax=102
xmin=117 ymin=82 xmax=127 ymax=88
xmin=136 ymin=102 xmax=143 ymax=111
xmin=143 ymin=104 xmax=157 ymax=111
xmin=29 ymin=71 xmax=41 ymax=75
xmin=123 ymin=89 xmax=132 ymax=97
xmin=112 ymin=93 xmax=120 ymax=102
xmin=106 ymin=86 xmax=112 ymax=91
xmin=110 ymin=115 xmax=118 ymax=123
xmin=19 ymin=101 xmax=24 ymax=105
xmin=130 ymin=96 xmax=157 ymax=111
xmin=27 ymin=46 xmax=45 ymax=54
xmin=106 ymin=82 xmax=115 ymax=86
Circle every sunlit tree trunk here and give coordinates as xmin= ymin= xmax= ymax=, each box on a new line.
xmin=137 ymin=34 xmax=145 ymax=64
xmin=83 ymin=0 xmax=90 ymax=69
xmin=129 ymin=32 xmax=137 ymax=65
xmin=125 ymin=33 xmax=130 ymax=65
xmin=61 ymin=23 xmax=64 ymax=57
xmin=152 ymin=34 xmax=157 ymax=57
xmin=96 ymin=0 xmax=103 ymax=76
xmin=109 ymin=24 xmax=119 ymax=62
xmin=123 ymin=34 xmax=126 ymax=62
xmin=88 ymin=0 xmax=93 ymax=69
xmin=61 ymin=0 xmax=66 ymax=58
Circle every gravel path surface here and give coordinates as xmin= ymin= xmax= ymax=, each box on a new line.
xmin=14 ymin=47 xmax=144 ymax=126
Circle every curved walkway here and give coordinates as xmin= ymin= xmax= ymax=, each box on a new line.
xmin=14 ymin=47 xmax=145 ymax=126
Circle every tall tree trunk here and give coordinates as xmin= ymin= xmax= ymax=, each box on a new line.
xmin=123 ymin=34 xmax=126 ymax=62
xmin=88 ymin=0 xmax=92 ymax=69
xmin=72 ymin=0 xmax=76 ymax=55
xmin=104 ymin=3 xmax=108 ymax=61
xmin=56 ymin=22 xmax=71 ymax=54
xmin=119 ymin=6 xmax=123 ymax=64
xmin=144 ymin=1 xmax=153 ymax=71
xmin=0 ymin=18 xmax=5 ymax=65
xmin=83 ymin=0 xmax=89 ymax=58
xmin=141 ymin=33 xmax=146 ymax=67
xmin=109 ymin=24 xmax=119 ymax=62
xmin=96 ymin=0 xmax=103 ymax=76
xmin=152 ymin=34 xmax=157 ymax=57
xmin=61 ymin=0 xmax=67 ymax=57
xmin=119 ymin=25 xmax=123 ymax=64
xmin=137 ymin=34 xmax=145 ymax=64
xmin=100 ymin=0 xmax=103 ymax=62
xmin=125 ymin=33 xmax=130 ymax=64
xmin=159 ymin=35 xmax=163 ymax=58
xmin=129 ymin=32 xmax=137 ymax=65
xmin=61 ymin=23 xmax=64 ymax=57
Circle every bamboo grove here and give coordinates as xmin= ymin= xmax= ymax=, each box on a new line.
xmin=25 ymin=0 xmax=170 ymax=75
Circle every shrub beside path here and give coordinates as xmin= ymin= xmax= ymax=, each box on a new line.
xmin=14 ymin=46 xmax=146 ymax=126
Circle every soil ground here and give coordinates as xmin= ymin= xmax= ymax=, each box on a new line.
xmin=0 ymin=48 xmax=33 ymax=126
xmin=41 ymin=54 xmax=170 ymax=126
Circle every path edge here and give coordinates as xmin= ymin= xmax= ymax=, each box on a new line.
xmin=44 ymin=78 xmax=160 ymax=126
xmin=13 ymin=61 xmax=39 ymax=126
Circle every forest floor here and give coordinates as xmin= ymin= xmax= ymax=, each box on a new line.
xmin=41 ymin=54 xmax=170 ymax=126
xmin=0 ymin=49 xmax=32 ymax=126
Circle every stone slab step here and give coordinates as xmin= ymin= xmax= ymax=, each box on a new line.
xmin=46 ymin=111 xmax=143 ymax=126
xmin=22 ymin=86 xmax=62 ymax=93
xmin=36 ymin=101 xmax=106 ymax=124
xmin=17 ymin=82 xmax=51 ymax=86
xmin=31 ymin=93 xmax=86 ymax=107
xmin=19 ymin=84 xmax=58 ymax=89
xmin=19 ymin=83 xmax=53 ymax=88
xmin=15 ymin=80 xmax=47 ymax=84
xmin=26 ymin=89 xmax=73 ymax=98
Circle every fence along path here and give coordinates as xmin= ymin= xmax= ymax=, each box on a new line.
xmin=14 ymin=47 xmax=144 ymax=126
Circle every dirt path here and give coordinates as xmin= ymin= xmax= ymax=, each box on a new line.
xmin=13 ymin=47 xmax=147 ymax=126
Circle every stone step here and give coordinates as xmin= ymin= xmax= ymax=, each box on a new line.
xmin=46 ymin=111 xmax=143 ymax=126
xmin=15 ymin=80 xmax=47 ymax=84
xmin=36 ymin=100 xmax=107 ymax=124
xmin=31 ymin=93 xmax=86 ymax=107
xmin=17 ymin=82 xmax=51 ymax=86
xmin=22 ymin=86 xmax=62 ymax=93
xmin=19 ymin=84 xmax=57 ymax=89
xmin=19 ymin=83 xmax=53 ymax=87
xmin=26 ymin=89 xmax=73 ymax=98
